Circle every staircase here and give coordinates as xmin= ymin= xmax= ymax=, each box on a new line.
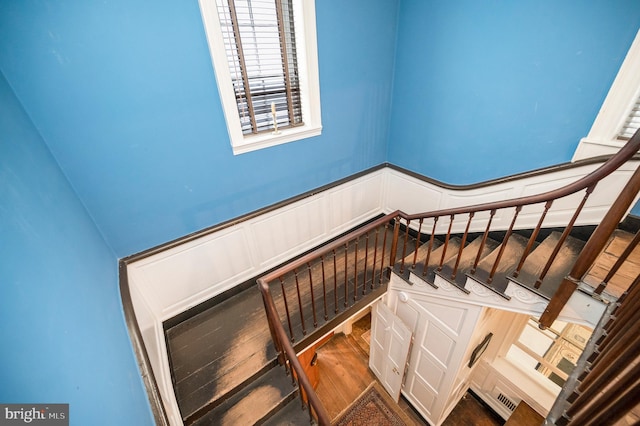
xmin=162 ymin=131 xmax=640 ymax=425
xmin=393 ymin=226 xmax=639 ymax=327
xmin=165 ymin=219 xmax=640 ymax=425
xmin=164 ymin=217 xmax=405 ymax=425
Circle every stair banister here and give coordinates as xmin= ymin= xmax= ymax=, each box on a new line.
xmin=256 ymin=212 xmax=400 ymax=425
xmin=258 ymin=278 xmax=331 ymax=425
xmin=539 ymin=160 xmax=640 ymax=327
xmin=256 ymin=129 xmax=640 ymax=423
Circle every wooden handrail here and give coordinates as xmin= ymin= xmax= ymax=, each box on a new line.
xmin=539 ymin=161 xmax=640 ymax=327
xmin=401 ymin=130 xmax=640 ymax=221
xmin=259 ymin=212 xmax=401 ymax=284
xmin=257 ymin=279 xmax=331 ymax=425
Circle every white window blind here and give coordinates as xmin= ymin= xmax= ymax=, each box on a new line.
xmin=216 ymin=0 xmax=303 ymax=135
xmin=618 ymin=94 xmax=640 ymax=140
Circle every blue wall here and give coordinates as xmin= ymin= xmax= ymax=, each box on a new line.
xmin=0 ymin=72 xmax=153 ymax=425
xmin=388 ymin=0 xmax=640 ymax=184
xmin=2 ymin=1 xmax=640 ymax=423
xmin=0 ymin=0 xmax=399 ymax=257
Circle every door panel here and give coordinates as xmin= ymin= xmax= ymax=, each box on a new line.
xmin=369 ymin=301 xmax=412 ymax=401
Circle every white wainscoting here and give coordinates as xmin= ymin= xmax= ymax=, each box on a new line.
xmin=126 ymin=161 xmax=638 ymax=425
xmin=126 ymin=170 xmax=386 ymax=425
xmin=382 ymin=162 xmax=639 ymax=235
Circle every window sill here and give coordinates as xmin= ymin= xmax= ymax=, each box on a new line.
xmin=571 ymin=136 xmax=626 ymax=162
xmin=231 ymin=125 xmax=322 ymax=155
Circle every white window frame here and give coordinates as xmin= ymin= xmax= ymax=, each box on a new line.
xmin=573 ymin=30 xmax=640 ymax=161
xmin=198 ymin=0 xmax=322 ymax=155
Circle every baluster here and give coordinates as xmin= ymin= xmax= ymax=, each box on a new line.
xmin=540 ymin=165 xmax=640 ymax=328
xmin=438 ymin=215 xmax=455 ymax=272
xmin=399 ymin=219 xmax=410 ymax=273
xmin=279 ymin=276 xmax=294 ymax=341
xmin=535 ymin=186 xmax=594 ymax=289
xmin=451 ymin=212 xmax=473 ymax=280
xmin=344 ymin=243 xmax=349 ymax=307
xmin=320 ymin=255 xmax=328 ymax=321
xmin=353 ymin=237 xmax=359 ymax=302
xmin=363 ymin=232 xmax=370 ymax=295
xmin=487 ymin=206 xmax=522 ymax=284
xmin=514 ymin=200 xmax=553 ymax=278
xmin=389 ymin=217 xmax=400 ymax=268
xmin=592 ymin=300 xmax=640 ymax=364
xmin=471 ymin=209 xmax=496 ymax=275
xmin=371 ymin=227 xmax=380 ymax=289
xmin=568 ymin=332 xmax=640 ymax=421
xmin=300 ymin=382 xmax=306 ymax=410
xmin=422 ymin=217 xmax=439 ymax=277
xmin=286 ymin=355 xmax=295 ymax=384
xmin=595 ymin=229 xmax=640 ymax=294
xmin=306 ymin=262 xmax=317 ymax=328
xmin=573 ymin=372 xmax=640 ymax=426
xmin=412 ymin=219 xmax=424 ymax=268
xmin=332 ymin=249 xmax=338 ymax=314
xmin=379 ymin=222 xmax=389 ymax=284
xmin=595 ymin=274 xmax=640 ymax=352
xmin=294 ymin=269 xmax=307 ymax=336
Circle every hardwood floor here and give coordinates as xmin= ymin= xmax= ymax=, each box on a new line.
xmin=314 ymin=313 xmax=503 ymax=425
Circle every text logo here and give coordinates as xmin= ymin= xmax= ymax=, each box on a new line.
xmin=0 ymin=405 xmax=68 ymax=426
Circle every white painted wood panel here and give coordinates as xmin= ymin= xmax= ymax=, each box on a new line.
xmin=250 ymin=197 xmax=326 ymax=266
xmin=382 ymin=161 xmax=639 ymax=234
xmin=328 ymin=173 xmax=384 ymax=231
xmin=386 ymin=280 xmax=483 ymax=426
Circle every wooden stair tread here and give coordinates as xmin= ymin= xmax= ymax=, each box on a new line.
xmin=583 ymin=229 xmax=640 ymax=298
xmin=262 ymin=396 xmax=315 ymax=426
xmin=438 ymin=237 xmax=501 ymax=288
xmin=510 ymin=232 xmax=585 ymax=299
xmin=402 ymin=238 xmax=443 ymax=266
xmin=178 ymin=349 xmax=278 ymax=421
xmin=470 ymin=233 xmax=529 ymax=294
xmin=166 ymin=286 xmax=278 ymax=421
xmin=403 ymin=237 xmax=462 ymax=283
xmin=191 ymin=365 xmax=297 ymax=426
xmin=167 ymin=288 xmax=274 ymax=383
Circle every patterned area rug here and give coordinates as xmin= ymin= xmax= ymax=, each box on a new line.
xmin=333 ymin=382 xmax=416 ymax=425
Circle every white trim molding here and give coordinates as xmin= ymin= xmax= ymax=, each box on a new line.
xmin=573 ymin=29 xmax=640 ymax=161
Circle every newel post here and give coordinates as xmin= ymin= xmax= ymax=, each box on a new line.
xmin=539 ymin=163 xmax=640 ymax=328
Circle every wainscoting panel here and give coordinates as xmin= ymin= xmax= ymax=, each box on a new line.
xmin=129 ymin=225 xmax=256 ymax=319
xmin=328 ymin=172 xmax=384 ymax=232
xmin=250 ymin=196 xmax=327 ymax=267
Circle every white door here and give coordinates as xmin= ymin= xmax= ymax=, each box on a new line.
xmin=369 ymin=300 xmax=413 ymax=401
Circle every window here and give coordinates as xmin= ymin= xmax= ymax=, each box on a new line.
xmin=199 ymin=0 xmax=322 ymax=155
xmin=619 ymin=93 xmax=640 ymax=141
xmin=573 ymin=29 xmax=640 ymax=161
xmin=506 ymin=317 xmax=592 ymax=388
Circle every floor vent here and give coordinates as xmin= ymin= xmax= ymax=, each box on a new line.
xmin=497 ymin=393 xmax=518 ymax=412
